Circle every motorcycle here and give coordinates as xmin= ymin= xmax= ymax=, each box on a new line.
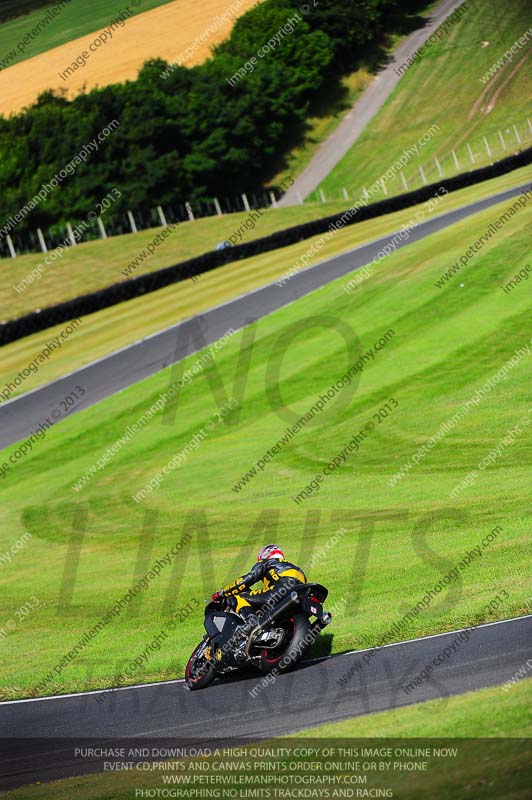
xmin=185 ymin=581 xmax=332 ymax=690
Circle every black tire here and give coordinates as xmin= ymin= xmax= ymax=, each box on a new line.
xmin=258 ymin=613 xmax=312 ymax=675
xmin=185 ymin=638 xmax=216 ymax=690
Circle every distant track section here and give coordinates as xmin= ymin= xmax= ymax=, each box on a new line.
xmin=1 ymin=148 xmax=530 ymax=347
xmin=0 ymin=180 xmax=529 ymax=451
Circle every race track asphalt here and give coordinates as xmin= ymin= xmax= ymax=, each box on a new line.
xmin=1 ymin=180 xmax=529 ymax=451
xmin=1 ymin=615 xmax=530 ymax=788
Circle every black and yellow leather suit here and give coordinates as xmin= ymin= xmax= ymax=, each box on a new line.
xmin=221 ymin=558 xmax=307 ymax=618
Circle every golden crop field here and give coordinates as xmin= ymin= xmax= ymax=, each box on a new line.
xmin=0 ymin=0 xmax=262 ymax=117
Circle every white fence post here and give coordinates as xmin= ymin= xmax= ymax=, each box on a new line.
xmin=483 ymin=136 xmax=492 ymax=158
xmin=319 ymin=188 xmax=326 ymax=203
xmin=380 ymin=180 xmax=388 ymax=195
xmin=401 ymin=172 xmax=408 ymax=191
xmin=269 ymin=191 xmax=277 ymax=209
xmin=97 ymin=217 xmax=107 ymax=239
xmin=528 ymin=118 xmax=532 ymax=136
xmin=499 ymin=130 xmax=506 ymax=150
xmin=127 ymin=210 xmax=138 ymax=233
xmin=296 ymin=192 xmax=303 ymax=205
xmin=466 ymin=143 xmax=475 ymax=164
xmin=66 ymin=222 xmax=77 ymax=246
xmin=513 ymin=124 xmax=521 ymax=144
xmin=157 ymin=205 xmax=168 ymax=227
xmin=214 ymin=197 xmax=222 ymax=216
xmin=37 ymin=228 xmax=47 ymax=253
xmin=6 ymin=234 xmax=16 ymax=258
xmin=434 ymin=157 xmax=443 ymax=178
xmin=342 ymin=187 xmax=349 ymax=201
xmin=241 ymin=193 xmax=250 ymax=212
xmin=185 ymin=202 xmax=194 ymax=222
xmin=419 ymin=165 xmax=427 ymax=185
xmin=452 ymin=149 xmax=460 ymax=169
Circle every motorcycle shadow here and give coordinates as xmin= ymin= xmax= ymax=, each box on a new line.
xmin=306 ymin=632 xmax=334 ymax=660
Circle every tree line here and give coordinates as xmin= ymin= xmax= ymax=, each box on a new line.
xmin=0 ymin=0 xmax=430 ymax=232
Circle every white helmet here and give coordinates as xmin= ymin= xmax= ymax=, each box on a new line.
xmin=257 ymin=544 xmax=285 ymax=561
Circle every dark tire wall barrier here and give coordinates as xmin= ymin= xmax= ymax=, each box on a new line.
xmin=2 ymin=148 xmax=531 ymax=347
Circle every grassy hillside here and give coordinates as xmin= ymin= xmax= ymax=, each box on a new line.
xmin=1 ymin=193 xmax=530 ymax=701
xmin=1 ymin=164 xmax=530 ymax=398
xmin=319 ymin=0 xmax=532 ymax=200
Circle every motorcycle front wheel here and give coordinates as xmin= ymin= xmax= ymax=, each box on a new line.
xmin=185 ymin=638 xmax=216 ymax=690
xmin=258 ymin=613 xmax=312 ymax=674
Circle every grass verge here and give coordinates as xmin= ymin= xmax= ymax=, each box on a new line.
xmin=291 ymin=678 xmax=532 ymax=738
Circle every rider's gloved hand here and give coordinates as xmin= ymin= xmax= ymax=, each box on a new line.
xmin=211 ymin=590 xmax=224 ymax=602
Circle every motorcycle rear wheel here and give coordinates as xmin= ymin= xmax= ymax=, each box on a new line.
xmin=185 ymin=638 xmax=216 ymax=690
xmin=258 ymin=613 xmax=312 ymax=674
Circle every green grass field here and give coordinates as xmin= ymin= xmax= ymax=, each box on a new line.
xmin=318 ymin=0 xmax=532 ymax=201
xmin=3 ymin=681 xmax=531 ymax=799
xmin=293 ymin=679 xmax=532 ymax=738
xmin=0 ymin=0 xmax=175 ymax=69
xmin=1 ymin=190 xmax=531 ymax=702
xmin=1 ymin=164 xmax=530 ymax=401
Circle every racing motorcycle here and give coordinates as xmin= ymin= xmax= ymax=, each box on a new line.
xmin=185 ymin=582 xmax=332 ymax=690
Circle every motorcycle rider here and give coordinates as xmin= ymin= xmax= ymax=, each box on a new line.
xmin=211 ymin=544 xmax=307 ymax=660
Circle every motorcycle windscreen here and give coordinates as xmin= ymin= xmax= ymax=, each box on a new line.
xmin=204 ymin=609 xmax=241 ymax=644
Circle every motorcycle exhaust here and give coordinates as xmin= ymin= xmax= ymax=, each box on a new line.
xmin=309 ymin=611 xmax=332 ymax=638
xmin=244 ymin=590 xmax=300 ymax=658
